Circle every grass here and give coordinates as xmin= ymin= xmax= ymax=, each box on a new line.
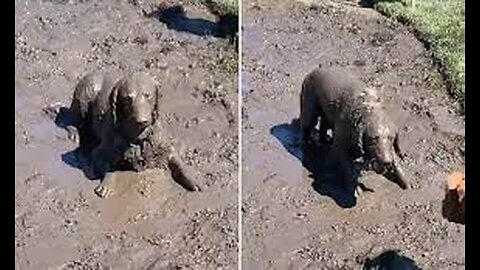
xmin=201 ymin=0 xmax=239 ymax=16
xmin=156 ymin=0 xmax=238 ymax=16
xmin=375 ymin=0 xmax=465 ymax=108
xmin=201 ymin=0 xmax=239 ymax=49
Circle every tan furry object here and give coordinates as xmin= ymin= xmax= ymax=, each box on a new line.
xmin=442 ymin=171 xmax=465 ymax=225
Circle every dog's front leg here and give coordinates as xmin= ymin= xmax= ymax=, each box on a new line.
xmin=91 ymin=141 xmax=114 ymax=177
xmin=94 ymin=172 xmax=117 ymax=198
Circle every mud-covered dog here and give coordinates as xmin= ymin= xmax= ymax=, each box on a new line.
xmin=300 ymin=66 xmax=409 ymax=190
xmin=69 ymin=71 xmax=201 ymax=197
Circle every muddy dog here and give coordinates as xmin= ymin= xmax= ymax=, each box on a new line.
xmin=69 ymin=71 xmax=201 ymax=197
xmin=300 ymin=66 xmax=409 ymax=191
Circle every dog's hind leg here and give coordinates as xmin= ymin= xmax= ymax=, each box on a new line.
xmin=300 ymin=81 xmax=320 ymax=146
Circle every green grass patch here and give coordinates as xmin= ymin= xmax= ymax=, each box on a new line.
xmin=201 ymin=0 xmax=239 ymax=16
xmin=375 ymin=0 xmax=465 ymax=107
xmin=201 ymin=0 xmax=238 ymax=49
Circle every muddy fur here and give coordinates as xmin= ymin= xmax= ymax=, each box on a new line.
xmin=69 ymin=71 xmax=201 ymax=197
xmin=68 ymin=72 xmax=114 ymax=152
xmin=70 ymin=72 xmax=109 ymax=126
xmin=300 ymin=66 xmax=409 ymax=190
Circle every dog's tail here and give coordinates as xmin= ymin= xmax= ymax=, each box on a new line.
xmin=393 ymin=132 xmax=405 ymax=159
xmin=167 ymin=148 xmax=202 ymax=192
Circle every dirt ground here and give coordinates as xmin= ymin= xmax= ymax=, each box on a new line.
xmin=241 ymin=0 xmax=465 ymax=269
xmin=15 ymin=0 xmax=238 ymax=269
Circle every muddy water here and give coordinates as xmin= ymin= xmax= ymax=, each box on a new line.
xmin=15 ymin=83 xmax=86 ymax=192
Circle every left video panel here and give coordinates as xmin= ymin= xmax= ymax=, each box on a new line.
xmin=15 ymin=0 xmax=239 ymax=269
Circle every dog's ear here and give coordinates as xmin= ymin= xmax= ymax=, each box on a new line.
xmin=109 ymin=80 xmax=122 ymax=126
xmin=153 ymin=84 xmax=161 ymax=121
xmin=393 ymin=132 xmax=405 ymax=160
xmin=356 ymin=121 xmax=367 ymax=155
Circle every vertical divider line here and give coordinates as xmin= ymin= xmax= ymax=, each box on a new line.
xmin=237 ymin=0 xmax=243 ymax=269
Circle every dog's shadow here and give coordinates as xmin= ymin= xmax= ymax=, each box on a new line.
xmin=271 ymin=119 xmax=364 ymax=208
xmin=146 ymin=5 xmax=237 ymax=39
xmin=53 ymin=106 xmax=99 ymax=181
xmin=363 ymin=250 xmax=422 ymax=269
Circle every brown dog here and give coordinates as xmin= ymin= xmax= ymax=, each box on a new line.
xmin=300 ymin=66 xmax=409 ymax=191
xmin=70 ymin=71 xmax=201 ymax=197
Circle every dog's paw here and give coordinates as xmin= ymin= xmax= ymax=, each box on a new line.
xmin=354 ymin=186 xmax=363 ymax=198
xmin=94 ymin=173 xmax=117 ymax=198
xmin=94 ymin=185 xmax=113 ymax=198
xmin=65 ymin=126 xmax=79 ymax=143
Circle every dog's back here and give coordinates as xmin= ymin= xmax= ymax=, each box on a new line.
xmin=302 ymin=67 xmax=366 ymax=120
xmin=70 ymin=72 xmax=104 ymax=124
xmin=88 ymin=74 xmax=117 ymax=138
xmin=70 ymin=72 xmax=116 ymax=143
xmin=89 ymin=75 xmax=116 ymax=119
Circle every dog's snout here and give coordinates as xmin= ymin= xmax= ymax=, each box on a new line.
xmin=138 ymin=117 xmax=150 ymax=126
xmin=372 ymin=159 xmax=392 ymax=174
xmin=132 ymin=102 xmax=152 ymax=125
xmin=135 ymin=111 xmax=151 ymax=124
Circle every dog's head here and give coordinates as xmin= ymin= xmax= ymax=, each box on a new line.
xmin=362 ymin=114 xmax=395 ymax=174
xmin=111 ymin=72 xmax=160 ymax=139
